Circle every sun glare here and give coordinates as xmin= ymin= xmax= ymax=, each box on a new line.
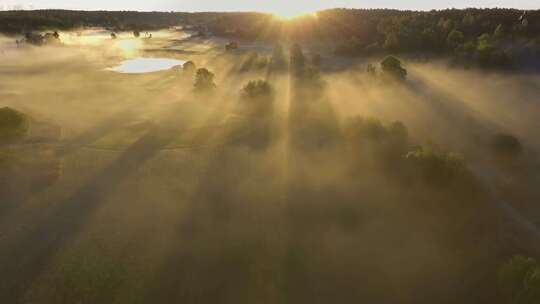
xmin=116 ymin=38 xmax=142 ymax=58
xmin=272 ymin=9 xmax=316 ymax=20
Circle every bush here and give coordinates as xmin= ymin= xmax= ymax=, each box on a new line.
xmin=0 ymin=107 xmax=29 ymax=144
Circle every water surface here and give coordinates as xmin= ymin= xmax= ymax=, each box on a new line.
xmin=108 ymin=57 xmax=186 ymax=74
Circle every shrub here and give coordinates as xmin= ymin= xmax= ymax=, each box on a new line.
xmin=0 ymin=107 xmax=29 ymax=143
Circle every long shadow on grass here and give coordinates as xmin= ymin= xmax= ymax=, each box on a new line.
xmin=143 ymin=92 xmax=284 ymax=303
xmin=0 ymin=107 xmax=199 ymax=302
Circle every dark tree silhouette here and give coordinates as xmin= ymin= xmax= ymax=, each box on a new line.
xmin=0 ymin=107 xmax=29 ymax=144
xmin=490 ymin=133 xmax=523 ymax=158
xmin=380 ymin=56 xmax=407 ymax=80
xmin=290 ymin=43 xmax=305 ymax=78
xmin=241 ymin=80 xmax=274 ymax=100
xmin=268 ymin=43 xmax=288 ymax=73
xmin=194 ymin=68 xmax=216 ymax=92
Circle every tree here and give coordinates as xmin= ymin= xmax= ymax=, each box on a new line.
xmin=290 ymin=44 xmax=305 ymax=77
xmin=269 ymin=43 xmax=287 ymax=71
xmin=405 ymin=146 xmax=468 ymax=186
xmin=447 ymin=29 xmax=465 ymax=49
xmin=383 ymin=32 xmax=400 ymax=50
xmin=478 ymin=33 xmax=491 ymax=48
xmin=194 ymin=68 xmax=216 ymax=92
xmin=439 ymin=18 xmax=454 ymax=33
xmin=183 ymin=61 xmax=196 ymax=73
xmin=380 ymin=56 xmax=407 ymax=80
xmin=241 ymin=80 xmax=274 ymax=100
xmin=0 ymin=107 xmax=29 ymax=144
xmin=462 ymin=12 xmax=475 ymax=27
xmin=494 ymin=24 xmax=505 ymax=39
xmin=499 ymin=256 xmax=540 ymax=304
xmin=490 ymin=133 xmax=523 ymax=159
xmin=343 ymin=117 xmax=409 ymax=166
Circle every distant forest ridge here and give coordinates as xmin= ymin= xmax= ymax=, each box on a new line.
xmin=1 ymin=8 xmax=539 ymax=69
xmin=0 ymin=8 xmax=538 ymax=33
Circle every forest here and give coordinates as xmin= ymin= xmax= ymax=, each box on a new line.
xmin=1 ymin=8 xmax=539 ymax=69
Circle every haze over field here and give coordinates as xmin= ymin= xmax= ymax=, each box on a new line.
xmin=1 ymin=5 xmax=540 ymax=304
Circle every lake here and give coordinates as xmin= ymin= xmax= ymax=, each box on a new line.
xmin=107 ymin=57 xmax=186 ymax=74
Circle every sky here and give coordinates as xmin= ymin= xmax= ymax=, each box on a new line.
xmin=0 ymin=0 xmax=538 ymax=14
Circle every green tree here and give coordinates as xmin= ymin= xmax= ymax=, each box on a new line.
xmin=447 ymin=29 xmax=465 ymax=49
xmin=499 ymin=256 xmax=540 ymax=304
xmin=462 ymin=12 xmax=475 ymax=27
xmin=380 ymin=55 xmax=407 ymax=80
xmin=494 ymin=24 xmax=505 ymax=39
xmin=383 ymin=32 xmax=400 ymax=50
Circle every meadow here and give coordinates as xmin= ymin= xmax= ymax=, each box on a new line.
xmin=1 ymin=24 xmax=540 ymax=303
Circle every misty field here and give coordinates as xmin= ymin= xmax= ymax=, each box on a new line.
xmin=1 ymin=27 xmax=540 ymax=304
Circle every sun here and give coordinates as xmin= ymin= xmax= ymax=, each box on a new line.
xmin=271 ymin=9 xmax=316 ymax=20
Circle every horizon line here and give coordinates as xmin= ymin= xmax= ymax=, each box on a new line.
xmin=0 ymin=6 xmax=537 ymax=13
